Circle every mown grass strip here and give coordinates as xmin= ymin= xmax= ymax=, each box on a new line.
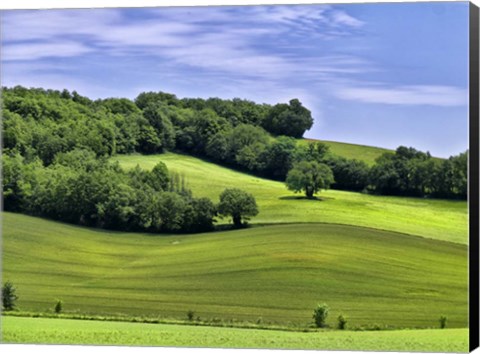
xmin=1 ymin=316 xmax=468 ymax=352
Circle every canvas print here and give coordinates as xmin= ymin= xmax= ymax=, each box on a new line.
xmin=0 ymin=1 xmax=477 ymax=352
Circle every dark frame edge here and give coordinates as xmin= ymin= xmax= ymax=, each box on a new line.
xmin=470 ymin=1 xmax=480 ymax=352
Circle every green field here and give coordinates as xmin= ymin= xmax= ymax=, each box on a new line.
xmin=299 ymin=139 xmax=392 ymax=166
xmin=115 ymin=153 xmax=467 ymax=244
xmin=2 ymin=149 xmax=469 ymax=350
xmin=2 ymin=316 xmax=469 ymax=352
xmin=2 ymin=212 xmax=467 ymax=328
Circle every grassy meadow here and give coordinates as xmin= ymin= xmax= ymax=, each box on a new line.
xmin=2 ymin=316 xmax=469 ymax=352
xmin=115 ymin=153 xmax=467 ymax=244
xmin=2 ymin=149 xmax=469 ymax=351
xmin=2 ymin=212 xmax=467 ymax=328
xmin=299 ymin=139 xmax=392 ymax=166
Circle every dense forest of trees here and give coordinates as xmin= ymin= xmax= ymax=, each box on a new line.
xmin=1 ymin=86 xmax=468 ymax=233
xmin=368 ymin=147 xmax=467 ymax=199
xmin=3 ymin=149 xmax=217 ymax=233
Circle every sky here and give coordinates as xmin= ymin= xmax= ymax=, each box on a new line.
xmin=0 ymin=2 xmax=470 ymax=157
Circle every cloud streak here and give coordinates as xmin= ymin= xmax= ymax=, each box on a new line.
xmin=335 ymin=84 xmax=468 ymax=107
xmin=3 ymin=41 xmax=93 ymax=61
xmin=2 ymin=5 xmax=370 ymax=90
xmin=1 ymin=5 xmax=467 ymax=111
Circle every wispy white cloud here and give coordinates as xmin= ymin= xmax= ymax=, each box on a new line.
xmin=1 ymin=5 xmax=371 ymax=102
xmin=335 ymin=84 xmax=468 ymax=107
xmin=1 ymin=6 xmax=365 ymax=60
xmin=330 ymin=10 xmax=365 ymax=28
xmin=4 ymin=6 xmax=462 ymax=111
xmin=96 ymin=22 xmax=197 ymax=47
xmin=248 ymin=5 xmax=329 ymax=25
xmin=3 ymin=41 xmax=93 ymax=61
xmin=1 ymin=9 xmax=121 ymax=42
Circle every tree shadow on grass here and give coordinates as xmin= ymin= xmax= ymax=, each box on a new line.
xmin=279 ymin=195 xmax=334 ymax=201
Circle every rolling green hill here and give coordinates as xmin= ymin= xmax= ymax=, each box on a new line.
xmin=115 ymin=153 xmax=467 ymax=244
xmin=3 ymin=146 xmax=468 ymax=350
xmin=299 ymin=139 xmax=392 ymax=165
xmin=2 ymin=212 xmax=467 ymax=329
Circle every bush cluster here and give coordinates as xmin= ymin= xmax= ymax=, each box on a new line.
xmin=2 ymin=150 xmax=217 ymax=233
xmin=369 ymin=146 xmax=467 ymax=199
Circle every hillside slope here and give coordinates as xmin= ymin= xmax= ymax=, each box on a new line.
xmin=299 ymin=139 xmax=392 ymax=165
xmin=2 ymin=212 xmax=467 ymax=328
xmin=115 ymin=153 xmax=467 ymax=244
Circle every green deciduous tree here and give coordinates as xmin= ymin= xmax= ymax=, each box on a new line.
xmin=142 ymin=103 xmax=176 ymax=151
xmin=2 ymin=281 xmax=19 ymax=311
xmin=294 ymin=141 xmax=330 ymax=163
xmin=205 ymin=132 xmax=230 ymax=161
xmin=55 ymin=300 xmax=63 ymax=314
xmin=191 ymin=109 xmax=231 ymax=153
xmin=286 ymin=161 xmax=334 ymax=198
xmin=235 ymin=143 xmax=267 ymax=171
xmin=337 ymin=314 xmax=347 ymax=330
xmin=263 ymin=99 xmax=313 ymax=138
xmin=184 ymin=197 xmax=217 ymax=233
xmin=217 ymin=188 xmax=258 ymax=228
xmin=313 ymin=303 xmax=329 ymax=328
xmin=146 ymin=162 xmax=170 ymax=192
xmin=440 ymin=315 xmax=447 ymax=329
xmin=259 ymin=136 xmax=297 ymax=180
xmin=324 ymin=155 xmax=370 ymax=191
xmin=228 ymin=124 xmax=269 ymax=158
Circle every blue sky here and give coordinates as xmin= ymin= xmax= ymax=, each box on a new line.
xmin=1 ymin=2 xmax=470 ymax=157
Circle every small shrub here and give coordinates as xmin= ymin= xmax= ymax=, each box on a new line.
xmin=337 ymin=314 xmax=347 ymax=330
xmin=187 ymin=310 xmax=195 ymax=321
xmin=440 ymin=315 xmax=447 ymax=329
xmin=2 ymin=281 xmax=19 ymax=311
xmin=312 ymin=303 xmax=329 ymax=328
xmin=54 ymin=300 xmax=63 ymax=314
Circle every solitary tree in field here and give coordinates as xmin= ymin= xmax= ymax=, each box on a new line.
xmin=2 ymin=281 xmax=18 ymax=311
xmin=286 ymin=161 xmax=334 ymax=199
xmin=217 ymin=188 xmax=258 ymax=228
xmin=313 ymin=303 xmax=329 ymax=328
xmin=55 ymin=300 xmax=63 ymax=314
xmin=337 ymin=314 xmax=347 ymax=330
xmin=440 ymin=315 xmax=447 ymax=329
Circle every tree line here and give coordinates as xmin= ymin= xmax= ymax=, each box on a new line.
xmin=2 ymin=86 xmax=467 ymax=208
xmin=2 ymin=87 xmax=318 ymax=182
xmin=286 ymin=145 xmax=467 ymax=200
xmin=3 ymin=148 xmax=259 ymax=233
xmin=2 ymin=87 xmax=312 ymax=164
